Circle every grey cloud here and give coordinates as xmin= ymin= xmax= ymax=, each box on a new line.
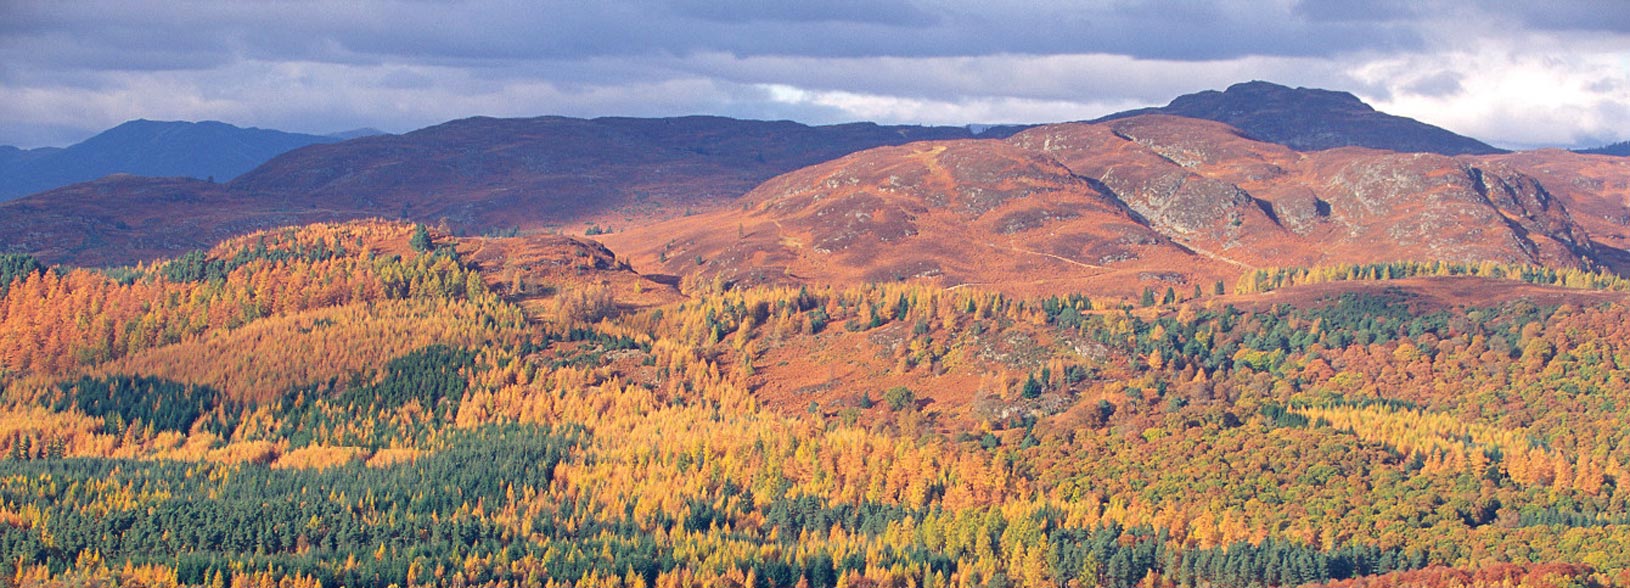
xmin=660 ymin=0 xmax=939 ymax=26
xmin=851 ymin=2 xmax=1425 ymax=61
xmin=1493 ymin=0 xmax=1630 ymax=33
xmin=3 ymin=0 xmax=1428 ymax=74
xmin=673 ymin=53 xmax=1346 ymax=106
xmin=378 ymin=68 xmax=437 ymax=90
xmin=1402 ymin=71 xmax=1464 ymax=97
xmin=1 ymin=0 xmax=1627 ymax=150
xmin=1590 ymin=77 xmax=1627 ymax=94
xmin=1292 ymin=0 xmax=1419 ymax=23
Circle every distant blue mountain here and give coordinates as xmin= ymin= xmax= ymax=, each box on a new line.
xmin=0 ymin=120 xmax=340 ymax=201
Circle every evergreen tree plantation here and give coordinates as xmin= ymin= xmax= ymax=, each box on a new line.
xmin=3 ymin=221 xmax=1630 ymax=587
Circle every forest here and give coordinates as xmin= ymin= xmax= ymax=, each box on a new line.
xmin=0 ymin=220 xmax=1626 ymax=588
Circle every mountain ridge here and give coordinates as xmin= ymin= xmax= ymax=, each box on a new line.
xmin=0 ymin=115 xmax=987 ymax=266
xmin=0 ymin=119 xmax=340 ymax=201
xmin=1095 ymin=81 xmax=1505 ymax=156
xmin=5 ymin=83 xmax=1622 ymax=277
xmin=603 ymin=113 xmax=1606 ymax=297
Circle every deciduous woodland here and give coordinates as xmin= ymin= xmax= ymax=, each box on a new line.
xmin=2 ymin=221 xmax=1629 ymax=587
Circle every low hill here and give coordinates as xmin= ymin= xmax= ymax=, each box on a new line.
xmin=607 ymin=114 xmax=1606 ymax=297
xmin=2 ymin=83 xmax=1584 ymax=271
xmin=0 ymin=116 xmax=982 ymax=266
xmin=458 ymin=232 xmax=683 ymax=321
xmin=0 ymin=176 xmax=331 ymax=267
xmin=1021 ymin=116 xmax=1595 ymax=269
xmin=604 ymin=139 xmax=1215 ymax=297
xmin=9 ymin=84 xmax=1630 ymax=281
xmin=226 ymin=115 xmax=980 ymax=232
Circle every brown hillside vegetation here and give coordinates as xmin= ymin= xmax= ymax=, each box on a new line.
xmin=8 ymin=114 xmax=1630 ymax=291
xmin=609 ymin=115 xmax=1614 ymax=297
xmin=0 ymin=116 xmax=983 ymax=267
xmin=229 ymin=116 xmax=978 ymax=229
xmin=0 ymin=176 xmax=299 ymax=267
xmin=458 ymin=232 xmax=682 ymax=321
xmin=603 ymin=139 xmax=1225 ymax=298
xmin=1014 ymin=116 xmax=1596 ymax=269
xmin=1477 ymin=149 xmax=1630 ymax=271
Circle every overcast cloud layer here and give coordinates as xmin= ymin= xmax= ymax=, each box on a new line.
xmin=1 ymin=0 xmax=1627 ymax=149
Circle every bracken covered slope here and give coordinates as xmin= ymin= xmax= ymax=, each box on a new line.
xmin=0 ymin=116 xmax=984 ymax=266
xmin=607 ymin=114 xmax=1611 ymax=297
xmin=12 ymin=85 xmax=1627 ymax=278
xmin=606 ymin=139 xmax=1211 ymax=296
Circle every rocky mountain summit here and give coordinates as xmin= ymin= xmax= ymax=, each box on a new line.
xmin=1098 ymin=81 xmax=1504 ymax=155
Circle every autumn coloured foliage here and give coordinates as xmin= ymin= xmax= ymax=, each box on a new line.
xmin=2 ymin=221 xmax=1630 ymax=587
xmin=0 ymin=221 xmax=502 ymax=379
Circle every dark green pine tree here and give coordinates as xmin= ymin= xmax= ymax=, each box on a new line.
xmin=1022 ymin=374 xmax=1043 ymax=399
xmin=409 ymin=224 xmax=433 ymax=253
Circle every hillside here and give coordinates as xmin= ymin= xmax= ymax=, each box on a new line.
xmin=0 ymin=120 xmax=339 ymax=201
xmin=1031 ymin=116 xmax=1595 ymax=267
xmin=0 ymin=116 xmax=982 ymax=266
xmin=1475 ymin=149 xmax=1630 ymax=269
xmin=1098 ymin=81 xmax=1504 ymax=155
xmin=5 ymin=220 xmax=1630 ymax=586
xmin=0 ymin=82 xmax=1553 ymax=270
xmin=606 ymin=139 xmax=1212 ymax=296
xmin=9 ymin=86 xmax=1618 ymax=294
xmin=606 ymin=114 xmax=1609 ymax=297
xmin=228 ymin=115 xmax=981 ymax=232
xmin=457 ymin=232 xmax=684 ymax=319
xmin=0 ymin=176 xmax=324 ymax=267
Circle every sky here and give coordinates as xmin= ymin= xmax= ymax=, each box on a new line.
xmin=1 ymin=0 xmax=1627 ymax=150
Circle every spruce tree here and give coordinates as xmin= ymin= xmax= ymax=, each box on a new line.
xmin=410 ymin=224 xmax=433 ymax=253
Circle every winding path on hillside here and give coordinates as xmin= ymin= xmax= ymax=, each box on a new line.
xmin=1174 ymin=239 xmax=1255 ymax=270
xmin=990 ymin=239 xmax=1105 ymax=270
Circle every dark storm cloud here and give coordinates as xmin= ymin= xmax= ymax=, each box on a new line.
xmin=1291 ymin=0 xmax=1419 ymax=23
xmin=1296 ymin=0 xmax=1630 ymax=33
xmin=1 ymin=0 xmax=1626 ymax=149
xmin=1490 ymin=0 xmax=1630 ymax=33
xmin=3 ymin=0 xmax=1423 ymax=70
xmin=663 ymin=0 xmax=940 ymax=26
